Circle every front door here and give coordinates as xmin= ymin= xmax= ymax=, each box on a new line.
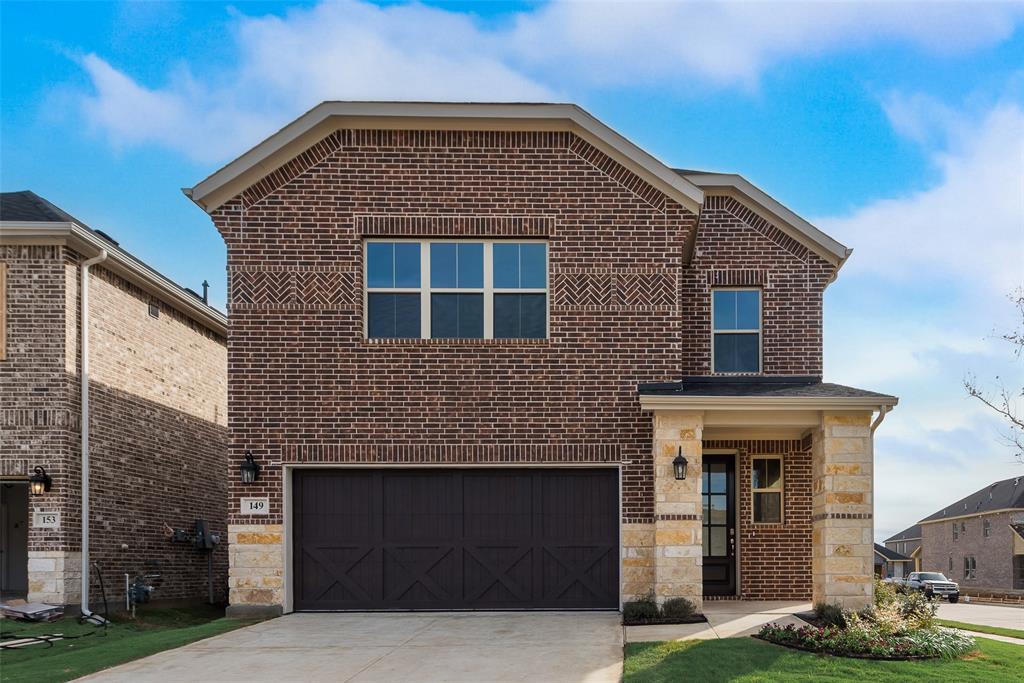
xmin=702 ymin=454 xmax=736 ymax=596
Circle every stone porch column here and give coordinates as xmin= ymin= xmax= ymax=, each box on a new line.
xmin=652 ymin=411 xmax=703 ymax=611
xmin=811 ymin=412 xmax=874 ymax=610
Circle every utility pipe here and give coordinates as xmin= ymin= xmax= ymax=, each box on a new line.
xmin=80 ymin=249 xmax=107 ymax=618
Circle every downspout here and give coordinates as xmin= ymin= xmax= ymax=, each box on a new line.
xmin=870 ymin=404 xmax=892 ymax=435
xmin=80 ymin=249 xmax=107 ymax=617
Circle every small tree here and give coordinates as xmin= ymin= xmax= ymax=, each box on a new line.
xmin=964 ymin=289 xmax=1024 ymax=463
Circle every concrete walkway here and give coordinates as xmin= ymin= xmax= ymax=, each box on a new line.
xmin=626 ymin=600 xmax=810 ymax=643
xmin=76 ymin=612 xmax=623 ymax=683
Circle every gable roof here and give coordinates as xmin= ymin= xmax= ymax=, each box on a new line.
xmin=885 ymin=524 xmax=922 ymax=543
xmin=919 ymin=476 xmax=1024 ymax=524
xmin=0 ymin=191 xmax=226 ymax=335
xmin=874 ymin=543 xmax=913 ymax=562
xmin=184 ymin=102 xmax=850 ymax=271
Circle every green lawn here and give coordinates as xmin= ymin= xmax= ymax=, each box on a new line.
xmin=936 ymin=619 xmax=1024 ymax=641
xmin=0 ymin=605 xmax=256 ymax=683
xmin=625 ymin=636 xmax=1023 ymax=682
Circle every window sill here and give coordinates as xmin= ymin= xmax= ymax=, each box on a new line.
xmin=362 ymin=338 xmax=551 ymax=346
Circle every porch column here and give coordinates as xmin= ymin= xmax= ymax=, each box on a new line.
xmin=653 ymin=411 xmax=703 ymax=611
xmin=811 ymin=412 xmax=875 ymax=610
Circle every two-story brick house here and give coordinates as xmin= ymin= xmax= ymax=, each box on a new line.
xmin=185 ymin=102 xmax=896 ymax=617
xmin=1 ymin=191 xmax=228 ymax=609
xmin=919 ymin=477 xmax=1024 ymax=591
xmin=884 ymin=523 xmax=922 ymax=572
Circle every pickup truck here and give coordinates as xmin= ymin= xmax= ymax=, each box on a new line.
xmin=904 ymin=572 xmax=960 ymax=602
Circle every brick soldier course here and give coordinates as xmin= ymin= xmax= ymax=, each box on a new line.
xmin=1 ymin=192 xmax=228 ymax=608
xmin=184 ymin=102 xmax=897 ymax=616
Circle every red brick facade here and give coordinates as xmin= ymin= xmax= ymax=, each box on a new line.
xmin=210 ymin=127 xmax=831 ymax=602
xmin=0 ymin=243 xmax=228 ymax=605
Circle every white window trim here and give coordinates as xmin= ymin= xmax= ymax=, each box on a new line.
xmin=711 ymin=287 xmax=763 ymax=374
xmin=751 ymin=455 xmax=784 ymax=524
xmin=364 ymin=238 xmax=549 ymax=340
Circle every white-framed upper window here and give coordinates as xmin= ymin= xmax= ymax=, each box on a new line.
xmin=364 ymin=239 xmax=548 ymax=340
xmin=712 ymin=288 xmax=761 ymax=374
xmin=751 ymin=456 xmax=783 ymax=523
xmin=983 ymin=518 xmax=991 ymax=537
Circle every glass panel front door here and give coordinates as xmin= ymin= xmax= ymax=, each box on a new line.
xmin=702 ymin=454 xmax=736 ymax=596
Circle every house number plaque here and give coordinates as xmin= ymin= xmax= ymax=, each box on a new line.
xmin=240 ymin=497 xmax=269 ymax=515
xmin=33 ymin=511 xmax=60 ymax=528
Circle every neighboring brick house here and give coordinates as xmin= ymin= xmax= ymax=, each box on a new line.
xmin=884 ymin=523 xmax=922 ymax=572
xmin=919 ymin=477 xmax=1024 ymax=591
xmin=874 ymin=543 xmax=913 ymax=579
xmin=185 ymin=102 xmax=897 ymax=617
xmin=0 ymin=191 xmax=228 ymax=609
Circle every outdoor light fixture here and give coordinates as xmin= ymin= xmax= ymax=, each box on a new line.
xmin=672 ymin=449 xmax=688 ymax=481
xmin=29 ymin=466 xmax=52 ymax=495
xmin=240 ymin=451 xmax=260 ymax=484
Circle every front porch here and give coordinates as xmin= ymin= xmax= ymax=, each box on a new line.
xmin=627 ymin=377 xmax=897 ymax=614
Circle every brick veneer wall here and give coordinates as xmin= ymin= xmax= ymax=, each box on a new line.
xmin=1 ymin=246 xmax=75 ymax=553
xmin=0 ymin=243 xmax=228 ymax=604
xmin=210 ymin=128 xmax=833 ymax=531
xmin=921 ymin=510 xmax=1022 ymax=591
xmin=704 ymin=438 xmax=813 ymax=600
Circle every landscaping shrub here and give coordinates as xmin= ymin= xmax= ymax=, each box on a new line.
xmin=813 ymin=602 xmax=847 ymax=628
xmin=661 ymin=597 xmax=696 ymax=619
xmin=623 ymin=593 xmax=660 ymax=621
xmin=874 ymin=578 xmax=899 ymax=607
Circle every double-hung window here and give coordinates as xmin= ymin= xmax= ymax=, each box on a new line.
xmin=712 ymin=289 xmax=761 ymax=373
xmin=751 ymin=456 xmax=783 ymax=523
xmin=365 ymin=240 xmax=547 ymax=340
xmin=964 ymin=555 xmax=976 ymax=579
xmin=983 ymin=518 xmax=991 ymax=537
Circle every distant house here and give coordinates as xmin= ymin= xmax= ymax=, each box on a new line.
xmin=884 ymin=524 xmax=922 ymax=572
xmin=0 ymin=191 xmax=228 ymax=610
xmin=919 ymin=477 xmax=1024 ymax=591
xmin=874 ymin=543 xmax=913 ymax=579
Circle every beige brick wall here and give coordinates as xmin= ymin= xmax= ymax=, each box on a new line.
xmin=811 ymin=412 xmax=875 ymax=610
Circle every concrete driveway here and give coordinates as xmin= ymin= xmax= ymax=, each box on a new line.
xmin=936 ymin=602 xmax=1024 ymax=630
xmin=77 ymin=612 xmax=623 ymax=683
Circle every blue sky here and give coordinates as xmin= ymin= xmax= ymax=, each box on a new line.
xmin=3 ymin=1 xmax=1022 ymax=540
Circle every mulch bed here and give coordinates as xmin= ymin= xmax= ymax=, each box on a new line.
xmin=623 ymin=614 xmax=707 ymax=626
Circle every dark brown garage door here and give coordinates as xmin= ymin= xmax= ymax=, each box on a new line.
xmin=292 ymin=468 xmax=619 ymax=610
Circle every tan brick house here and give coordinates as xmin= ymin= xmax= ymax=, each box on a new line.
xmin=185 ymin=102 xmax=896 ymax=617
xmin=919 ymin=477 xmax=1024 ymax=591
xmin=1 ymin=191 xmax=228 ymax=610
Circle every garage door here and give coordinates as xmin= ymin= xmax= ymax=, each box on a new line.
xmin=292 ymin=468 xmax=619 ymax=610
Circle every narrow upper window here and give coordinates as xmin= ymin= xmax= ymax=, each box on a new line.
xmin=751 ymin=456 xmax=782 ymax=523
xmin=365 ymin=240 xmax=547 ymax=340
xmin=964 ymin=555 xmax=977 ymax=579
xmin=953 ymin=522 xmax=958 ymax=540
xmin=983 ymin=518 xmax=991 ymax=537
xmin=949 ymin=555 xmax=953 ymax=572
xmin=712 ymin=289 xmax=761 ymax=373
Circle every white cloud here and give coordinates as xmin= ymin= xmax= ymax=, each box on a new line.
xmin=73 ymin=0 xmax=1024 ymax=162
xmin=819 ymin=96 xmax=1024 ymax=540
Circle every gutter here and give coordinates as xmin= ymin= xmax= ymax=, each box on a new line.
xmin=80 ymin=249 xmax=108 ymax=620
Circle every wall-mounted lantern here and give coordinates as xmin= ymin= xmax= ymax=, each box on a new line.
xmin=240 ymin=451 xmax=260 ymax=484
xmin=29 ymin=466 xmax=53 ymax=495
xmin=672 ymin=449 xmax=688 ymax=481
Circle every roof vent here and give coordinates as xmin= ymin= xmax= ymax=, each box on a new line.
xmin=94 ymin=229 xmax=119 ymax=246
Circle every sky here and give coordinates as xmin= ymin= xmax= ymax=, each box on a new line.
xmin=2 ymin=0 xmax=1022 ymax=541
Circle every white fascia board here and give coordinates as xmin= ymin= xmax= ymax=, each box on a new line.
xmin=1 ymin=222 xmax=227 ymax=335
xmin=683 ymin=173 xmax=851 ymax=266
xmin=186 ymin=102 xmax=704 ymax=214
xmin=638 ymin=394 xmax=898 ymax=412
